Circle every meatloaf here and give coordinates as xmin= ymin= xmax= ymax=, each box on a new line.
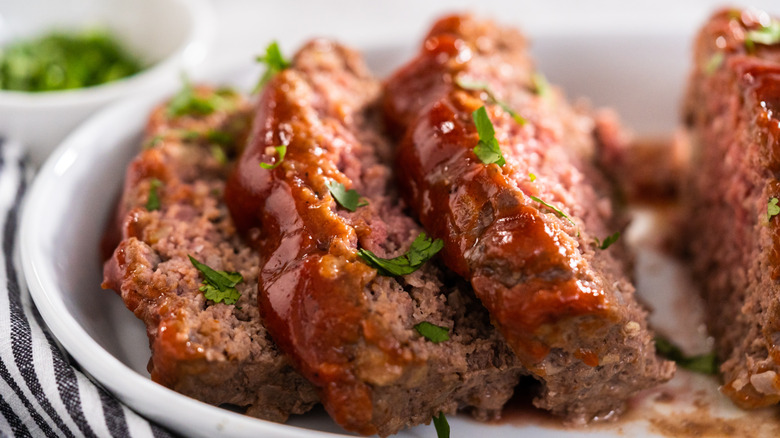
xmin=383 ymin=14 xmax=675 ymax=422
xmin=225 ymin=40 xmax=525 ymax=436
xmin=681 ymin=8 xmax=780 ymax=408
xmin=101 ymin=86 xmax=318 ymax=421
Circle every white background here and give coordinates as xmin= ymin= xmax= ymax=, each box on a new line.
xmin=207 ymin=0 xmax=780 ymax=136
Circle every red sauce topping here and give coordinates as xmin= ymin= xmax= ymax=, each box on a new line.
xmin=151 ymin=314 xmax=204 ymax=385
xmin=697 ymin=11 xmax=780 ymax=409
xmin=738 ymin=61 xmax=780 ymax=174
xmin=574 ymin=348 xmax=600 ymax=368
xmin=225 ymin=54 xmax=418 ymax=434
xmin=734 ymin=61 xmax=780 ymax=284
xmin=385 ymin=17 xmax=609 ymax=365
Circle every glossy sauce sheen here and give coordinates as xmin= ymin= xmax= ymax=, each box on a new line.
xmin=101 ymin=148 xmax=210 ymax=383
xmin=683 ymin=8 xmax=780 ymax=410
xmin=224 ymin=47 xmax=418 ymax=435
xmin=744 ymin=63 xmax=780 ymax=284
xmin=742 ymin=62 xmax=780 ymax=401
xmin=385 ymin=16 xmax=609 ymax=365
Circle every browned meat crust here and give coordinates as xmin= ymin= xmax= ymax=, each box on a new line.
xmin=225 ymin=40 xmax=525 ymax=436
xmin=384 ymin=15 xmax=674 ymax=422
xmin=101 ymin=87 xmax=319 ymax=421
xmin=681 ymin=8 xmax=780 ymax=408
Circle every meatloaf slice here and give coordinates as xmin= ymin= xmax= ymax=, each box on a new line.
xmin=101 ymin=86 xmax=318 ymax=422
xmin=225 ymin=40 xmax=525 ymax=436
xmin=383 ymin=14 xmax=675 ymax=422
xmin=681 ymin=8 xmax=780 ymax=408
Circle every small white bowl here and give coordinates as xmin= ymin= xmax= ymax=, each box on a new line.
xmin=0 ymin=0 xmax=214 ymax=166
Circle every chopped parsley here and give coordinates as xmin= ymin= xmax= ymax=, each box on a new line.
xmin=144 ymin=135 xmax=164 ymax=149
xmin=259 ymin=145 xmax=287 ymax=170
xmin=704 ymin=52 xmax=725 ymax=76
xmin=176 ymin=128 xmax=234 ymax=147
xmin=531 ymin=72 xmax=550 ymax=97
xmin=472 ymin=106 xmax=506 ymax=166
xmin=205 ymin=129 xmax=234 ymax=146
xmin=504 ymin=106 xmax=526 ymax=125
xmin=414 ymin=322 xmax=450 ymax=343
xmin=768 ymin=197 xmax=780 ymax=222
xmin=254 ymin=41 xmax=291 ymax=92
xmin=432 ymin=412 xmax=450 ymax=438
xmin=215 ymin=87 xmax=238 ymax=98
xmin=181 ymin=130 xmax=202 ymax=142
xmin=746 ymin=19 xmax=780 ymax=49
xmin=188 ymin=255 xmax=243 ymax=305
xmin=326 ymin=179 xmax=368 ymax=212
xmin=456 ymin=76 xmax=526 ymax=125
xmin=167 ymin=77 xmax=233 ymax=117
xmin=654 ymin=336 xmax=718 ymax=375
xmin=528 ymin=195 xmax=575 ymax=226
xmin=529 ymin=173 xmax=537 ymax=182
xmin=196 ymin=130 xmax=235 ymax=164
xmin=210 ymin=144 xmax=228 ymax=165
xmin=595 ymin=231 xmax=621 ymax=250
xmin=358 ymin=232 xmax=443 ymax=276
xmin=0 ymin=29 xmax=143 ymax=92
xmin=145 ymin=178 xmax=162 ymax=211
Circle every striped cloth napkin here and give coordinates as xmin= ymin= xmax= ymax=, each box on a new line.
xmin=0 ymin=139 xmax=174 ymax=438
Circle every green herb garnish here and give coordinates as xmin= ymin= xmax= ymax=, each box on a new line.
xmin=259 ymin=145 xmax=287 ymax=170
xmin=206 ymin=129 xmax=234 ymax=147
xmin=705 ymin=52 xmax=725 ymax=76
xmin=0 ymin=29 xmax=143 ymax=92
xmin=746 ymin=20 xmax=780 ymax=48
xmin=529 ymin=173 xmax=537 ymax=182
xmin=144 ymin=135 xmax=164 ymax=149
xmin=215 ymin=87 xmax=238 ymax=98
xmin=414 ymin=322 xmax=450 ymax=343
xmin=146 ymin=178 xmax=162 ymax=211
xmin=456 ymin=76 xmax=526 ymax=125
xmin=206 ymin=130 xmax=234 ymax=165
xmin=358 ymin=232 xmax=443 ymax=276
xmin=188 ymin=255 xmax=243 ymax=305
xmin=210 ymin=144 xmax=228 ymax=165
xmin=768 ymin=198 xmax=780 ymax=221
xmin=528 ymin=195 xmax=574 ymax=226
xmin=175 ymin=128 xmax=234 ymax=148
xmin=654 ymin=336 xmax=718 ymax=375
xmin=326 ymin=179 xmax=368 ymax=212
xmin=472 ymin=106 xmax=506 ymax=166
xmin=531 ymin=72 xmax=550 ymax=97
xmin=181 ymin=130 xmax=202 ymax=142
xmin=167 ymin=77 xmax=233 ymax=117
xmin=254 ymin=41 xmax=291 ymax=92
xmin=432 ymin=412 xmax=450 ymax=438
xmin=595 ymin=231 xmax=621 ymax=250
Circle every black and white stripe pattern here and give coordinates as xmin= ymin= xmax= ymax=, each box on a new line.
xmin=0 ymin=139 xmax=174 ymax=438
